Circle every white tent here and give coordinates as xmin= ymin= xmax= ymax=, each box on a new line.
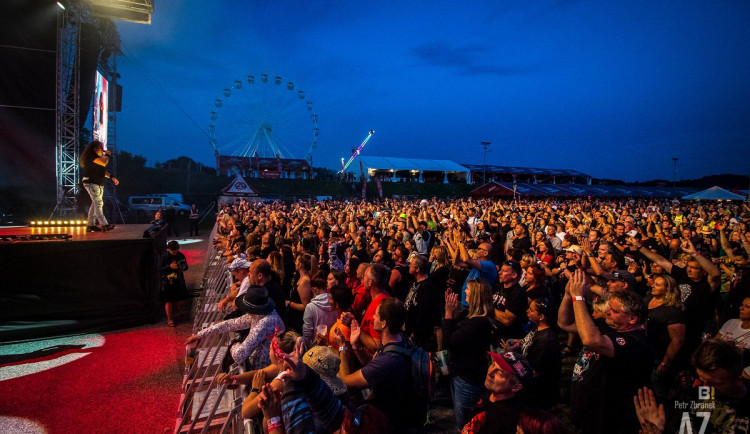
xmin=682 ymin=186 xmax=746 ymax=201
xmin=218 ymin=174 xmax=261 ymax=207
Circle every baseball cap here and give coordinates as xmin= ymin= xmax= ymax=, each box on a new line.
xmin=609 ymin=270 xmax=636 ymax=286
xmin=487 ymin=351 xmax=533 ymax=384
xmin=565 ymin=245 xmax=583 ymax=256
xmin=228 ymin=258 xmax=251 ymax=270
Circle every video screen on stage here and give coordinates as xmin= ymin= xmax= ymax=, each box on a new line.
xmin=92 ymin=71 xmax=108 ymax=148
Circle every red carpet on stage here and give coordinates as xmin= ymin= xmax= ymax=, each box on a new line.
xmin=0 ymin=326 xmax=190 ymax=433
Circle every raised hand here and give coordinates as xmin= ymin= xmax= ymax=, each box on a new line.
xmin=280 ymin=337 xmax=307 ymax=382
xmin=258 ymin=383 xmax=282 ymax=420
xmin=350 ymin=319 xmax=361 ymax=346
xmin=445 ymin=290 xmax=459 ymax=319
xmin=252 ymin=370 xmax=265 ymax=390
xmin=633 ymin=387 xmax=665 ymax=434
xmin=568 ymin=269 xmax=588 ymax=298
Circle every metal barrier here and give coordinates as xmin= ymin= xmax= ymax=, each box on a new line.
xmin=175 ymin=222 xmax=253 ymax=434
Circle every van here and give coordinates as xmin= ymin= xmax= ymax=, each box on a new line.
xmin=128 ymin=195 xmax=191 ymax=220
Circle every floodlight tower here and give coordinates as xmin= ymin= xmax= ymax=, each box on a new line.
xmin=481 ymin=141 xmax=491 ymax=184
xmin=672 ymin=157 xmax=679 ymax=188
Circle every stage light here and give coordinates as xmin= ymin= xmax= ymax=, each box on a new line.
xmin=56 ymin=220 xmax=62 ymax=225
xmin=63 ymin=220 xmax=69 ymax=224
xmin=57 ymin=2 xmax=65 ymax=10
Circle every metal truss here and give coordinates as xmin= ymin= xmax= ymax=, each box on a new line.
xmin=52 ymin=6 xmax=81 ymax=218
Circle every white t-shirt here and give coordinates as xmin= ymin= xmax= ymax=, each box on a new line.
xmin=718 ymin=319 xmax=750 ymax=349
xmin=237 ymin=276 xmax=251 ymax=297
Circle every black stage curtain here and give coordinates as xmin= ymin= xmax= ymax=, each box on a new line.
xmin=0 ymin=228 xmax=167 ymax=341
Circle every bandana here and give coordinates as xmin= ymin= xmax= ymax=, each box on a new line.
xmin=269 ymin=328 xmax=286 ymax=361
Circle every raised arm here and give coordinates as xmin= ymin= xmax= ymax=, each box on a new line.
xmin=569 ymin=270 xmax=614 ymax=357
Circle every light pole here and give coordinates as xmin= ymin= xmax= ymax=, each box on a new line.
xmin=481 ymin=141 xmax=491 ymax=184
xmin=672 ymin=157 xmax=679 ymax=188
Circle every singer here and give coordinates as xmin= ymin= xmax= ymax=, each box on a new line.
xmin=79 ymin=140 xmax=119 ymax=232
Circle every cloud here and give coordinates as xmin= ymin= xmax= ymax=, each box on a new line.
xmin=410 ymin=41 xmax=529 ymax=76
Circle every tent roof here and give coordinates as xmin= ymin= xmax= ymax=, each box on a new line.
xmin=682 ymin=186 xmax=746 ymax=200
xmin=489 ymin=182 xmax=696 ymax=198
xmin=469 ymin=181 xmax=514 ymax=197
xmin=357 ymin=156 xmax=468 ymax=173
xmin=460 ymin=164 xmax=590 ymax=178
xmin=221 ymin=174 xmax=259 ymax=196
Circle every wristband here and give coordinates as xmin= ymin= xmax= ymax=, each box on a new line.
xmin=250 ymin=388 xmax=260 ymax=394
xmin=268 ymin=416 xmax=280 ymax=425
xmin=230 ymin=375 xmax=238 ymax=386
xmin=338 ymin=345 xmax=347 ymax=352
xmin=572 ymin=296 xmax=584 ymax=303
xmin=268 ymin=421 xmax=281 ymax=432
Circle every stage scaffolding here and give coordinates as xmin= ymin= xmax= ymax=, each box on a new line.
xmin=52 ymin=0 xmax=149 ymax=220
xmin=52 ymin=5 xmax=82 ymax=218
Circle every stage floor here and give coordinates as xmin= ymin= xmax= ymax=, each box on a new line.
xmin=0 ymin=224 xmax=155 ymax=242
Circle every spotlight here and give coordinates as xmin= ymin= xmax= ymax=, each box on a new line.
xmin=63 ymin=220 xmax=69 ymax=224
xmin=56 ymin=220 xmax=62 ymax=225
xmin=57 ymin=2 xmax=65 ymax=10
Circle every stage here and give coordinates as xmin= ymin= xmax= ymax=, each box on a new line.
xmin=0 ymin=224 xmax=168 ymax=342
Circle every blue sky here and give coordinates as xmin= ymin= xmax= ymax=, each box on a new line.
xmin=115 ymin=0 xmax=750 ymax=182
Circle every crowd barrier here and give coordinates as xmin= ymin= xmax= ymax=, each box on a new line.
xmin=175 ymin=223 xmax=258 ymax=434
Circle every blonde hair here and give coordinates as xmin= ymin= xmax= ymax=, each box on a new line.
xmin=268 ymin=251 xmax=285 ymax=283
xmin=466 ymin=279 xmax=494 ymax=319
xmin=431 ymin=245 xmax=450 ymax=268
xmin=655 ymin=275 xmax=684 ymax=310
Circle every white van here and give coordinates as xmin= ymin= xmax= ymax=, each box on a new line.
xmin=128 ymin=195 xmax=191 ymax=220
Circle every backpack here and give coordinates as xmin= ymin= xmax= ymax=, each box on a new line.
xmin=382 ymin=339 xmax=433 ymax=429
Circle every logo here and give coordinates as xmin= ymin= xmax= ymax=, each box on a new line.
xmin=698 ymin=386 xmax=713 ymax=400
xmin=615 ymin=337 xmax=626 ymax=346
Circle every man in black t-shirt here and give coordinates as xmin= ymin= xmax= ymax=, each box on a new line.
xmin=337 ymin=297 xmax=410 ymax=433
xmin=404 ymin=255 xmax=440 ymax=350
xmin=493 ymin=260 xmax=528 ymax=340
xmin=559 ymin=270 xmax=654 ymax=434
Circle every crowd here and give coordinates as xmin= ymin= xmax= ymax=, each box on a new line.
xmin=188 ymin=196 xmax=750 ymax=433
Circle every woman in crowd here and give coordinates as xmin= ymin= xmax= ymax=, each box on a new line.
xmin=523 ymin=265 xmax=549 ymax=304
xmin=535 ymin=239 xmax=555 ymax=267
xmin=503 ymin=298 xmax=561 ymax=409
xmin=240 ymin=330 xmax=300 ymax=420
xmin=287 ymin=253 xmax=316 ymax=333
xmin=715 ymin=296 xmax=750 ymax=360
xmin=443 ymin=279 xmax=495 ymax=428
xmin=344 ymin=256 xmax=361 ymax=292
xmin=644 ymin=275 xmax=685 ymax=401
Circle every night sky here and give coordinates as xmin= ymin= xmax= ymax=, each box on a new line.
xmin=115 ymin=0 xmax=750 ymax=182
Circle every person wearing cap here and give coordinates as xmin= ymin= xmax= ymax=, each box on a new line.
xmin=558 ymin=270 xmax=653 ymax=434
xmin=457 ymin=237 xmax=497 ymax=308
xmin=217 ymin=257 xmax=252 ymax=314
xmin=461 ymin=351 xmax=531 ymax=434
xmin=603 ymin=270 xmax=637 ymax=294
xmin=186 ymin=285 xmax=284 ymax=369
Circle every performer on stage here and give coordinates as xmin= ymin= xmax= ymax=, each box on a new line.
xmin=79 ymin=140 xmax=119 ymax=232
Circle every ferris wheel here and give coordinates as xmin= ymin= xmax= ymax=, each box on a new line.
xmin=208 ymin=74 xmax=318 ymax=163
